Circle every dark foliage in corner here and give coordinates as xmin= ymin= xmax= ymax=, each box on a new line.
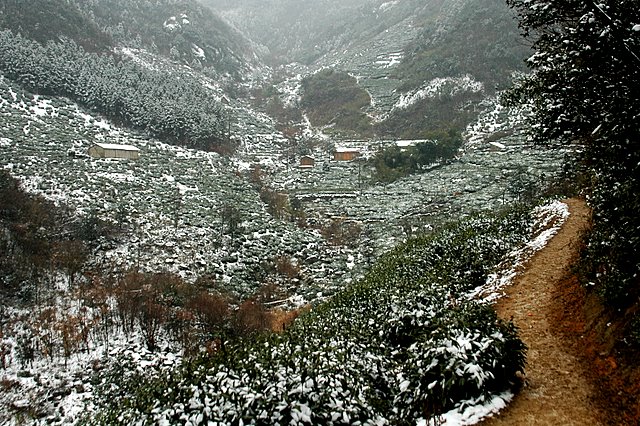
xmin=0 ymin=171 xmax=113 ymax=302
xmin=0 ymin=0 xmax=113 ymax=53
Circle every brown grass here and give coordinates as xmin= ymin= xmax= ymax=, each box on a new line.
xmin=267 ymin=306 xmax=310 ymax=332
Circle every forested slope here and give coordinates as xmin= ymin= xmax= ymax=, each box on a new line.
xmin=0 ymin=0 xmax=264 ymax=153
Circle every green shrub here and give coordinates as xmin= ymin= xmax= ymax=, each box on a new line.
xmin=91 ymin=206 xmax=533 ymax=424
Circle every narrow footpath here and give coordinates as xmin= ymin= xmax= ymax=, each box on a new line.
xmin=483 ymin=198 xmax=607 ymax=426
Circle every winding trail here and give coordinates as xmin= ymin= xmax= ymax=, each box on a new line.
xmin=482 ymin=198 xmax=606 ymax=425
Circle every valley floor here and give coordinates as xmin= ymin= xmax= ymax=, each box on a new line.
xmin=483 ymin=199 xmax=630 ymax=425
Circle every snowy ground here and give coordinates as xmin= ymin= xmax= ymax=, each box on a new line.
xmin=269 ymin=97 xmax=568 ymax=257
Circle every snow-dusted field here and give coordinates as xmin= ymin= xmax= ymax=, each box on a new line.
xmin=270 ymin=96 xmax=568 ymax=257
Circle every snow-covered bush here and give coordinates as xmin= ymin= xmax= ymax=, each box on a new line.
xmin=91 ymin=206 xmax=532 ymax=425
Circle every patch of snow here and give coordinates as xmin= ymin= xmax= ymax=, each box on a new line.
xmin=276 ymin=72 xmax=303 ymax=108
xmin=346 ymin=254 xmax=355 ymax=269
xmin=192 ymin=44 xmax=206 ymax=60
xmin=375 ymin=52 xmax=404 ymax=68
xmin=163 ymin=16 xmax=179 ymax=31
xmin=421 ymin=391 xmax=513 ymax=425
xmin=93 ymin=119 xmax=112 ymax=131
xmin=119 ymin=48 xmax=162 ymax=72
xmin=7 ymin=85 xmax=18 ymax=101
xmin=464 ymin=92 xmax=530 ymax=146
xmin=393 ymin=75 xmax=484 ymax=111
xmin=379 ymin=0 xmax=400 ymax=12
xmin=176 ymin=182 xmax=198 ymax=195
xmin=30 ymin=97 xmax=55 ymax=117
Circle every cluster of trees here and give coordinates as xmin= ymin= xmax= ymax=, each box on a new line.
xmin=0 ymin=0 xmax=258 ymax=154
xmin=372 ymin=128 xmax=463 ymax=183
xmin=0 ymin=170 xmax=110 ymax=304
xmin=0 ymin=30 xmax=229 ymax=152
xmin=107 ymin=271 xmax=280 ymax=354
xmin=506 ymin=1 xmax=640 ymax=341
xmin=0 ymin=170 xmax=302 ymax=367
xmin=0 ymin=0 xmax=112 ymax=53
xmin=300 ymin=69 xmax=373 ymax=138
xmin=7 ymin=270 xmax=287 ymax=368
xmin=376 ymin=88 xmax=484 ymax=140
xmin=71 ymin=0 xmax=253 ymax=76
xmin=292 ymin=63 xmax=493 ymax=145
xmin=0 ymin=0 xmax=251 ymax=75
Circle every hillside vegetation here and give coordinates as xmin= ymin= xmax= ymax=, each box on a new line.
xmin=0 ymin=0 xmax=265 ymax=153
xmin=1 ymin=0 xmax=255 ymax=75
xmin=0 ymin=0 xmax=112 ymax=53
xmin=300 ymin=69 xmax=373 ymax=137
xmin=92 ymin=206 xmax=532 ymax=425
xmin=0 ymin=170 xmax=109 ymax=302
xmin=4 ymin=0 xmax=638 ymax=423
xmin=394 ymin=0 xmax=529 ymax=92
xmin=0 ymin=69 xmax=561 ymax=423
xmin=205 ymin=0 xmax=531 ymax=141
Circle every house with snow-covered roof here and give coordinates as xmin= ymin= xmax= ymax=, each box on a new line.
xmin=299 ymin=155 xmax=316 ymax=169
xmin=88 ymin=143 xmax=140 ymax=160
xmin=333 ymin=147 xmax=361 ymax=161
xmin=395 ymin=139 xmax=430 ymax=149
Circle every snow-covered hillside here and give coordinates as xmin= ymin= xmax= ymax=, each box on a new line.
xmin=0 ymin=76 xmax=359 ymax=304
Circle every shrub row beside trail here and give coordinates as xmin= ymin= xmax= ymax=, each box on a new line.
xmin=93 ymin=206 xmax=533 ymax=425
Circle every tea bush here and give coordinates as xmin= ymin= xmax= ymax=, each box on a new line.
xmin=92 ymin=206 xmax=532 ymax=425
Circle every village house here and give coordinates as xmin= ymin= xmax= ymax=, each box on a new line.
xmin=88 ymin=142 xmax=141 ymax=160
xmin=299 ymin=155 xmax=315 ymax=169
xmin=333 ymin=147 xmax=360 ymax=161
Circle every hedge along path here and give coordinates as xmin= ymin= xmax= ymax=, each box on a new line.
xmin=482 ymin=198 xmax=605 ymax=426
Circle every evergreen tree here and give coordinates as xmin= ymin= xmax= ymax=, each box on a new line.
xmin=505 ymin=0 xmax=640 ymax=146
xmin=505 ymin=1 xmax=640 ymax=311
xmin=0 ymin=28 xmax=229 ymax=152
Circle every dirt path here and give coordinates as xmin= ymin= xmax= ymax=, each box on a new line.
xmin=482 ymin=198 xmax=606 ymax=426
